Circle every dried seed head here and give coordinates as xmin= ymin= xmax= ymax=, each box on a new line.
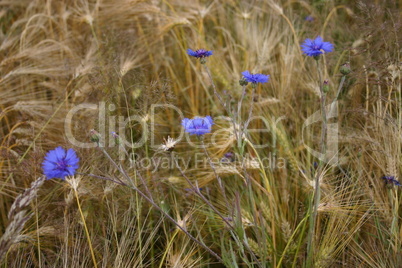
xmin=159 ymin=136 xmax=178 ymax=152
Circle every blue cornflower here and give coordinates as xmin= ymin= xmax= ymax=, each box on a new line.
xmin=187 ymin=49 xmax=213 ymax=58
xmin=182 ymin=116 xmax=214 ymax=135
xmin=382 ymin=175 xmax=401 ymax=186
xmin=305 ymin=15 xmax=314 ymax=22
xmin=301 ymin=36 xmax=334 ymax=57
xmin=42 ymin=147 xmax=79 ymax=180
xmin=241 ymin=71 xmax=270 ymax=84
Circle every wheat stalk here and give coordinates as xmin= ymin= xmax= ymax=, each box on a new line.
xmin=0 ymin=176 xmax=45 ymax=263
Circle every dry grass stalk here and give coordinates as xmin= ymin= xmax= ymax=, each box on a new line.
xmin=0 ymin=176 xmax=45 ymax=262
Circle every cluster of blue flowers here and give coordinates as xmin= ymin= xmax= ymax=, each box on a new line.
xmin=43 ymin=36 xmax=334 ymax=179
xmin=184 ymin=48 xmax=271 ymax=137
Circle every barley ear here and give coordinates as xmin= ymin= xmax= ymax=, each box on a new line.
xmin=0 ymin=176 xmax=45 ymax=262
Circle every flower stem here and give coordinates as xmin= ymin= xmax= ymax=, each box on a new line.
xmin=203 ymin=64 xmax=225 ymax=108
xmin=73 ymin=189 xmax=98 ymax=268
xmin=244 ymin=84 xmax=257 ymax=130
xmin=77 ymin=172 xmax=127 ymax=186
xmin=306 ymin=59 xmax=327 ymax=266
xmin=237 ymin=85 xmax=247 ymax=117
xmin=200 ymin=139 xmax=230 ymax=209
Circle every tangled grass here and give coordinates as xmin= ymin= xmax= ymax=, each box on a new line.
xmin=0 ymin=0 xmax=401 ymax=267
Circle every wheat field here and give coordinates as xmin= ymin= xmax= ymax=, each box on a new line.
xmin=0 ymin=0 xmax=401 ymax=267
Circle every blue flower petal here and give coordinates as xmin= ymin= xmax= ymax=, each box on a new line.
xmin=186 ymin=49 xmax=197 ymax=57
xmin=321 ymin=42 xmax=334 ymax=53
xmin=241 ymin=70 xmax=251 ymax=77
xmin=53 ymin=146 xmax=66 ymax=161
xmin=182 ymin=118 xmax=190 ymax=128
xmin=205 ymin=116 xmax=214 ymax=125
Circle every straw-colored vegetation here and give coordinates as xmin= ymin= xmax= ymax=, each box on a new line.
xmin=0 ymin=0 xmax=401 ymax=267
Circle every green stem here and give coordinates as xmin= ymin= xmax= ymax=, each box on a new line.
xmin=236 ymin=85 xmax=247 ymax=149
xmin=200 ymin=139 xmax=230 ymax=209
xmin=158 ymin=229 xmax=179 ymax=268
xmin=335 ymin=76 xmax=346 ymax=101
xmin=203 ymin=64 xmax=225 ymax=108
xmin=306 ymin=59 xmax=327 ymax=267
xmin=203 ymin=64 xmax=239 ymax=142
xmin=277 ymin=216 xmax=308 ymax=268
xmin=74 ymin=189 xmax=98 ymax=268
